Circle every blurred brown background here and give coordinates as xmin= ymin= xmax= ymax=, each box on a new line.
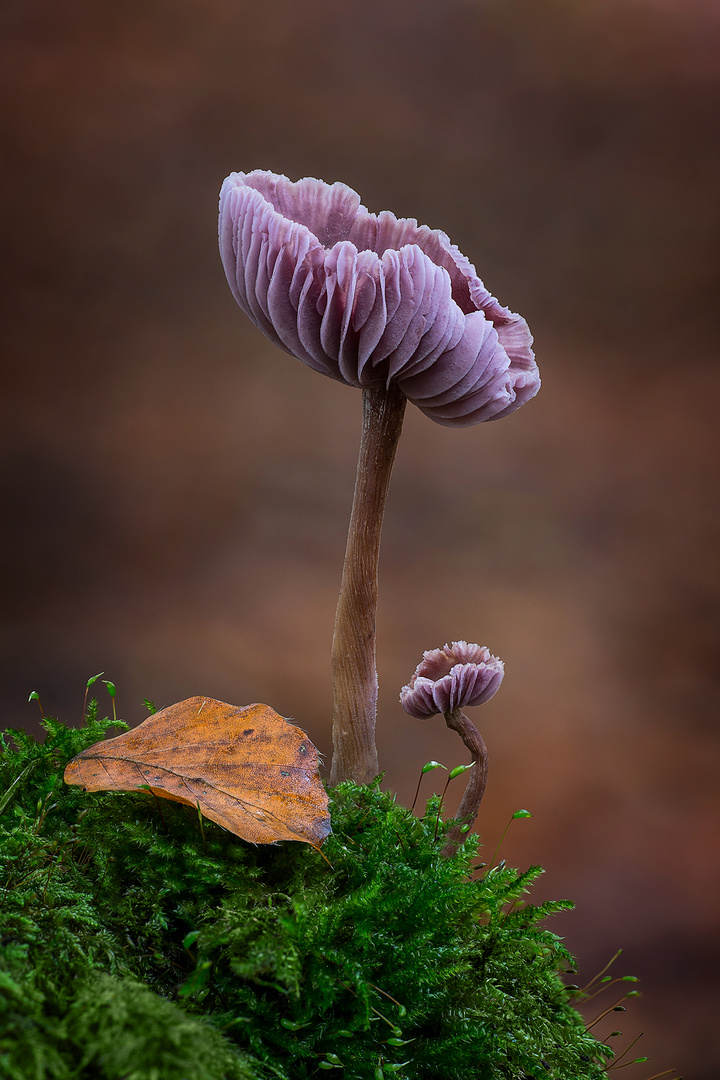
xmin=2 ymin=0 xmax=719 ymax=1075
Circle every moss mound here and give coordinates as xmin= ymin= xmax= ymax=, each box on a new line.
xmin=0 ymin=712 xmax=613 ymax=1080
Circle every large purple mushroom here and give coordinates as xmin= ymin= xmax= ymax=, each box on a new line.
xmin=219 ymin=171 xmax=539 ymax=427
xmin=219 ymin=171 xmax=539 ymax=786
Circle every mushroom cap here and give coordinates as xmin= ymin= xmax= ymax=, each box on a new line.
xmin=400 ymin=641 xmax=504 ymax=718
xmin=219 ymin=171 xmax=540 ymax=427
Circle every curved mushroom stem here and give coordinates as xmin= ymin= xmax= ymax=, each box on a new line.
xmin=440 ymin=708 xmax=489 ymax=857
xmin=329 ymin=383 xmax=407 ymax=785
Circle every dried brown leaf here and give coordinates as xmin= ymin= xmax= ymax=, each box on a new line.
xmin=64 ymin=696 xmax=330 ymax=849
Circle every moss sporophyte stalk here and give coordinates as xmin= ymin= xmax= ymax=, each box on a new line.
xmin=1 ymin=711 xmax=630 ymax=1080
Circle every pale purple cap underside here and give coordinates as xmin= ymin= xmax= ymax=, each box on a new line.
xmin=400 ymin=640 xmax=504 ymax=719
xmin=219 ymin=171 xmax=540 ymax=427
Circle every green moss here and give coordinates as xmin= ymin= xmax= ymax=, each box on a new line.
xmin=1 ymin=712 xmax=614 ymax=1079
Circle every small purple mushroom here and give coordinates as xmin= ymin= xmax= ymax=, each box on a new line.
xmin=401 ymin=642 xmax=504 ymax=855
xmin=219 ymin=171 xmax=537 ymax=786
xmin=400 ymin=641 xmax=504 ymax=719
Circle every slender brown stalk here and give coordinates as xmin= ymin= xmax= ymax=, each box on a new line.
xmin=440 ymin=708 xmax=489 ymax=857
xmin=329 ymin=383 xmax=406 ymax=785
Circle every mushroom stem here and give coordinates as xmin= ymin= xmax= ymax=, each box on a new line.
xmin=329 ymin=383 xmax=407 ymax=785
xmin=440 ymin=708 xmax=489 ymax=857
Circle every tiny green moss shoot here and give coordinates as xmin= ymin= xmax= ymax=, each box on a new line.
xmin=1 ymin=713 xmax=616 ymax=1080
